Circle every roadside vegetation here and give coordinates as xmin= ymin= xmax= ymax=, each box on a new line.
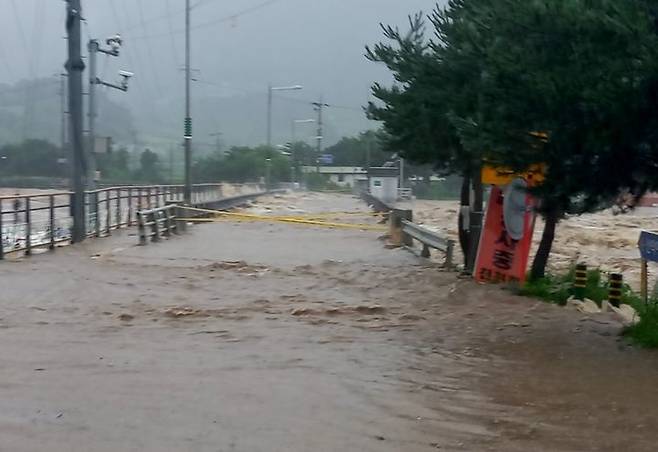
xmin=520 ymin=267 xmax=658 ymax=347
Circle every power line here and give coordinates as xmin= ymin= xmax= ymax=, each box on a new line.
xmin=165 ymin=0 xmax=182 ymax=70
xmin=276 ymin=94 xmax=364 ymax=113
xmin=131 ymin=0 xmax=284 ymax=41
xmin=119 ymin=0 xmax=213 ymax=33
xmin=109 ymin=0 xmax=168 ymax=137
xmin=0 ymin=26 xmax=14 ymax=81
xmin=191 ymin=0 xmax=216 ymax=9
xmin=136 ymin=0 xmax=164 ymax=96
xmin=10 ymin=0 xmax=30 ymax=74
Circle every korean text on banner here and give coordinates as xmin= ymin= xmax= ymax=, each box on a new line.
xmin=475 ymin=186 xmax=535 ymax=284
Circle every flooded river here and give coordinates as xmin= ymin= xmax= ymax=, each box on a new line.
xmin=0 ymin=192 xmax=656 ymax=451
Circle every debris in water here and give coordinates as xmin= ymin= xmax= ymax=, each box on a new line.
xmin=165 ymin=307 xmax=201 ymax=318
xmin=118 ymin=314 xmax=135 ymax=321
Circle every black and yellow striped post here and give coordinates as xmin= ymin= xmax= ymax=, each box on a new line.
xmin=609 ymin=273 xmax=624 ymax=308
xmin=572 ymin=263 xmax=588 ymax=299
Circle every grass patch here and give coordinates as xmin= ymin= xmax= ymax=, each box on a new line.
xmin=624 ymin=299 xmax=658 ymax=348
xmin=519 ymin=266 xmax=658 ymax=348
xmin=519 ymin=267 xmax=608 ymax=305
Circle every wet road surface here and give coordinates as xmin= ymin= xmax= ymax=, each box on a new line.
xmin=0 ymin=192 xmax=657 ymax=451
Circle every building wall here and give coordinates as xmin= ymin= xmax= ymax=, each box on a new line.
xmin=370 ymin=176 xmax=398 ymax=203
xmin=329 ymin=174 xmax=360 ymax=187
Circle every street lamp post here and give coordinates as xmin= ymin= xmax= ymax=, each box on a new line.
xmin=291 ymin=118 xmax=315 ymax=143
xmin=267 ymin=84 xmax=303 ymax=147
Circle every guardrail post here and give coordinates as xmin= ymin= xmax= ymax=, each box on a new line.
xmin=94 ymin=192 xmax=101 ymax=237
xmin=137 ymin=211 xmax=147 ymax=245
xmin=445 ymin=240 xmax=455 ymax=268
xmin=151 ymin=211 xmax=161 ymax=242
xmin=147 ymin=187 xmax=152 ymax=209
xmin=389 ymin=209 xmax=413 ymax=247
xmin=105 ymin=190 xmax=112 ymax=236
xmin=49 ymin=195 xmax=56 ymax=250
xmin=0 ymin=200 xmax=4 ymax=260
xmin=116 ymin=189 xmax=121 ymax=227
xmin=128 ymin=188 xmax=134 ymax=226
xmin=164 ymin=207 xmax=172 ymax=238
xmin=176 ymin=206 xmax=187 ymax=233
xmin=25 ymin=197 xmax=31 ymax=256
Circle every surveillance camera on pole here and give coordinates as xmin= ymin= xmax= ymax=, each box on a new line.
xmin=118 ymin=70 xmax=133 ymax=91
xmin=106 ymin=34 xmax=122 ymax=54
xmin=87 ymin=31 xmax=130 ymax=225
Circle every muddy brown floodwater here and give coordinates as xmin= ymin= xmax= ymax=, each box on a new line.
xmin=0 ymin=192 xmax=657 ymax=451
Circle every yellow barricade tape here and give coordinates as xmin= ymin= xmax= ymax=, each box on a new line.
xmin=177 ymin=206 xmax=388 ymax=231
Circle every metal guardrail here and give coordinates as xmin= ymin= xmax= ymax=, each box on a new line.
xmin=360 ymin=191 xmax=394 ymax=213
xmin=0 ymin=183 xmax=264 ymax=258
xmin=401 ymin=219 xmax=454 ymax=267
xmin=137 ymin=205 xmax=179 ymax=245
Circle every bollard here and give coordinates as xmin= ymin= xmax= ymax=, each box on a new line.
xmin=609 ymin=273 xmax=623 ymax=308
xmin=572 ymin=263 xmax=588 ymax=299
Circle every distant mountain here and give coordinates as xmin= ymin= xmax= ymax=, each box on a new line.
xmin=0 ymin=77 xmax=136 ymax=147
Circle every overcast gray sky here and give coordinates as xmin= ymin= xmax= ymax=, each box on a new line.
xmin=1 ymin=0 xmax=441 ymax=147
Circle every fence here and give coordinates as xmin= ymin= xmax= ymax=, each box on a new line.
xmin=137 ymin=204 xmax=180 ymax=245
xmin=0 ymin=183 xmax=263 ymax=258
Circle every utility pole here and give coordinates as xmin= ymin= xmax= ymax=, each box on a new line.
xmin=169 ymin=145 xmax=175 ymax=183
xmin=59 ymin=73 xmax=67 ymax=150
xmin=268 ymin=84 xmax=303 ymax=147
xmin=65 ymin=0 xmax=86 ymax=243
xmin=184 ymin=0 xmax=192 ymax=204
xmin=88 ymin=40 xmax=99 ymax=188
xmin=312 ymin=98 xmax=329 ymax=172
xmin=267 ymin=83 xmax=272 ymax=147
xmin=88 ymin=37 xmax=124 ymax=189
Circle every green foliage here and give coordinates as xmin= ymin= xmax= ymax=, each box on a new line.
xmin=132 ymin=149 xmax=163 ymax=183
xmin=194 ymin=145 xmax=291 ymax=184
xmin=97 ymin=147 xmax=131 ymax=181
xmin=304 ymin=173 xmax=331 ymax=191
xmin=0 ymin=140 xmax=67 ymax=178
xmin=411 ymin=176 xmax=463 ymax=200
xmin=323 ymin=130 xmax=391 ymax=167
xmin=520 ymin=268 xmax=608 ymax=306
xmin=625 ymin=301 xmax=658 ymax=348
xmin=368 ymin=0 xmax=658 ymax=277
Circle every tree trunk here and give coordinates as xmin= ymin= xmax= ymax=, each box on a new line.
xmin=530 ymin=208 xmax=559 ymax=280
xmin=458 ymin=172 xmax=471 ymax=267
xmin=466 ymin=163 xmax=484 ymax=274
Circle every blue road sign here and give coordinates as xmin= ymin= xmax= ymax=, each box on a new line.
xmin=639 ymin=231 xmax=658 ymax=262
xmin=318 ymin=154 xmax=334 ymax=165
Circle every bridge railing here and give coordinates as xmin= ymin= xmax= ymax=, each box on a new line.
xmin=0 ymin=183 xmax=264 ymax=258
xmin=137 ymin=204 xmax=179 ymax=245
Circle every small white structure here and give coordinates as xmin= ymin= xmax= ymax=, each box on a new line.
xmin=368 ymin=167 xmax=400 ymax=203
xmin=301 ymin=166 xmax=368 ymax=189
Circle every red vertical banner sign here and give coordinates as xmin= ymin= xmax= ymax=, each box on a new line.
xmin=475 ymin=186 xmax=535 ymax=284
